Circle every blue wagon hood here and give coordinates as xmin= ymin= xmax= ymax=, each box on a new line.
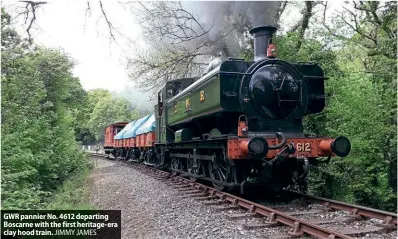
xmin=136 ymin=114 xmax=156 ymax=135
xmin=121 ymin=114 xmax=151 ymax=139
xmin=114 ymin=120 xmax=136 ymax=140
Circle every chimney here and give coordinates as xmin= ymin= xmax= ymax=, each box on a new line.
xmin=249 ymin=25 xmax=277 ymax=62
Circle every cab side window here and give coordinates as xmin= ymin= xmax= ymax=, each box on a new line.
xmin=158 ymin=90 xmax=163 ymax=116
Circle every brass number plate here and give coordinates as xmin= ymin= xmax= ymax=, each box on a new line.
xmin=297 ymin=143 xmax=311 ymax=152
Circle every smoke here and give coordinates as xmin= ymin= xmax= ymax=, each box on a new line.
xmin=129 ymin=1 xmax=280 ymax=89
xmin=117 ymin=83 xmax=155 ymax=113
xmin=183 ymin=1 xmax=279 ymax=29
xmin=236 ymin=1 xmax=280 ymax=27
xmin=181 ymin=1 xmax=279 ymax=56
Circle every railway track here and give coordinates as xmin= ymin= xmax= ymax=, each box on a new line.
xmin=89 ymin=153 xmax=397 ymax=239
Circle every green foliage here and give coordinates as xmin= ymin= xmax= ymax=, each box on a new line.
xmin=1 ymin=18 xmax=90 ymax=209
xmin=0 ymin=13 xmax=140 ymax=209
xmin=242 ymin=32 xmax=341 ymax=77
xmin=242 ymin=13 xmax=396 ymax=210
xmin=85 ymin=89 xmax=141 ymax=141
xmin=2 ymin=2 xmax=395 ymax=213
xmin=47 ymin=163 xmax=94 ymax=210
xmin=310 ymin=71 xmax=396 ymax=210
xmin=311 ymin=1 xmax=397 ymax=211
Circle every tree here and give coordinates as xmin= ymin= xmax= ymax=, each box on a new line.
xmin=293 ymin=1 xmax=397 ymax=210
xmin=1 ymin=12 xmax=89 ymax=209
xmin=85 ymin=90 xmax=140 ymax=142
xmin=322 ymin=1 xmax=397 ymax=202
xmin=4 ymin=1 xmax=397 ymax=211
xmin=126 ymin=1 xmax=284 ymax=91
xmin=8 ymin=1 xmax=286 ymax=92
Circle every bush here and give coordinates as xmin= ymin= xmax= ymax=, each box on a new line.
xmin=1 ymin=23 xmax=91 ymax=209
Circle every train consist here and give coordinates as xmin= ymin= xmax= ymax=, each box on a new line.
xmin=103 ymin=25 xmax=351 ymax=193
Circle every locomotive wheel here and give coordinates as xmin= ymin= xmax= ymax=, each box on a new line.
xmin=171 ymin=157 xmax=179 ymax=176
xmin=208 ymin=147 xmax=234 ymax=191
xmin=125 ymin=151 xmax=129 ymax=161
xmin=138 ymin=152 xmax=145 ymax=164
xmin=187 ymin=156 xmax=201 ymax=182
xmin=113 ymin=150 xmax=118 ymax=160
xmin=156 ymin=154 xmax=166 ymax=168
xmin=145 ymin=151 xmax=153 ymax=164
xmin=156 ymin=148 xmax=168 ymax=169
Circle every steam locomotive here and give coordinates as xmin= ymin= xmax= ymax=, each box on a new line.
xmin=104 ymin=26 xmax=351 ymax=193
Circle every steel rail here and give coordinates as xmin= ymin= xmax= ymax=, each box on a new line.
xmin=288 ymin=191 xmax=397 ymax=227
xmin=92 ymin=153 xmax=397 ymax=229
xmin=166 ymin=174 xmax=353 ymax=239
xmin=90 ymin=153 xmax=355 ymax=239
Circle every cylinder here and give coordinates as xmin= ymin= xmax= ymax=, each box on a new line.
xmin=249 ymin=25 xmax=277 ymax=61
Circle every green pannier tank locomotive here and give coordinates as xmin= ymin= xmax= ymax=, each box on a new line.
xmin=147 ymin=26 xmax=351 ymax=193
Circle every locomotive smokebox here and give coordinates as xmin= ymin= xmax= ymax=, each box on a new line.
xmin=249 ymin=25 xmax=277 ymax=61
